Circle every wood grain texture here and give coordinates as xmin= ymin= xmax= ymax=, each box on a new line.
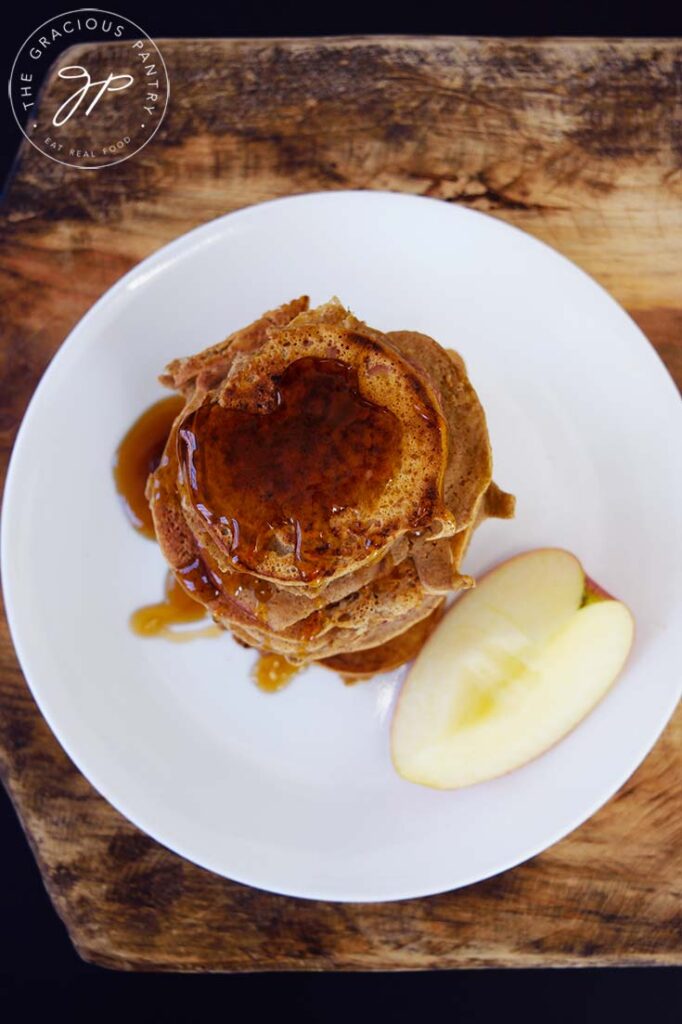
xmin=0 ymin=37 xmax=680 ymax=971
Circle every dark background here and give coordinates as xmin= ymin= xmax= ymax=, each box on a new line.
xmin=1 ymin=1 xmax=681 ymax=1016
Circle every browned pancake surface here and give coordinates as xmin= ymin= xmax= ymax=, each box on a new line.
xmin=148 ymin=298 xmax=514 ymax=669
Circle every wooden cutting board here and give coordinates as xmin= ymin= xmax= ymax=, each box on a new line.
xmin=0 ymin=37 xmax=680 ymax=971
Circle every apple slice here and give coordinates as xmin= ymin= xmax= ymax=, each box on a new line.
xmin=391 ymin=549 xmax=634 ymax=789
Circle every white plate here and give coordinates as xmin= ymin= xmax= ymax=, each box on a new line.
xmin=3 ymin=191 xmax=681 ymax=902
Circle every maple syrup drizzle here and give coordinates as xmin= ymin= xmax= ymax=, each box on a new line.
xmin=253 ymin=652 xmax=300 ymax=693
xmin=115 ymin=396 xmax=220 ymax=640
xmin=114 ymin=367 xmax=407 ymax=683
xmin=178 ymin=357 xmax=402 ymax=581
xmin=130 ymin=571 xmax=221 ymax=642
xmin=113 ymin=395 xmax=184 ymax=539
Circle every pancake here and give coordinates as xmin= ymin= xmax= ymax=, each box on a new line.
xmin=386 ymin=332 xmax=494 ymax=534
xmin=160 ymin=296 xmax=310 ymax=395
xmin=173 ymin=300 xmax=453 ymax=585
xmin=319 ymin=603 xmax=446 ymax=680
xmin=148 ymin=297 xmax=514 ymax=673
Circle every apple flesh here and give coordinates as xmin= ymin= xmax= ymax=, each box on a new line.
xmin=391 ymin=549 xmax=634 ymax=789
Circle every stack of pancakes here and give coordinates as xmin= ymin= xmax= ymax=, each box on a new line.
xmin=148 ymin=297 xmax=514 ymax=676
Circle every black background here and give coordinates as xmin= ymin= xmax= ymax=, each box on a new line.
xmin=1 ymin=1 xmax=681 ymax=1016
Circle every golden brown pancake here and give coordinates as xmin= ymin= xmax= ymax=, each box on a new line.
xmin=319 ymin=603 xmax=446 ymax=680
xmin=148 ymin=298 xmax=514 ymax=671
xmin=175 ymin=301 xmax=453 ymax=585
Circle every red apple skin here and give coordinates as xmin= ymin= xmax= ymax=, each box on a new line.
xmin=391 ymin=548 xmax=636 ymax=790
xmin=584 ymin=575 xmax=615 ymax=603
